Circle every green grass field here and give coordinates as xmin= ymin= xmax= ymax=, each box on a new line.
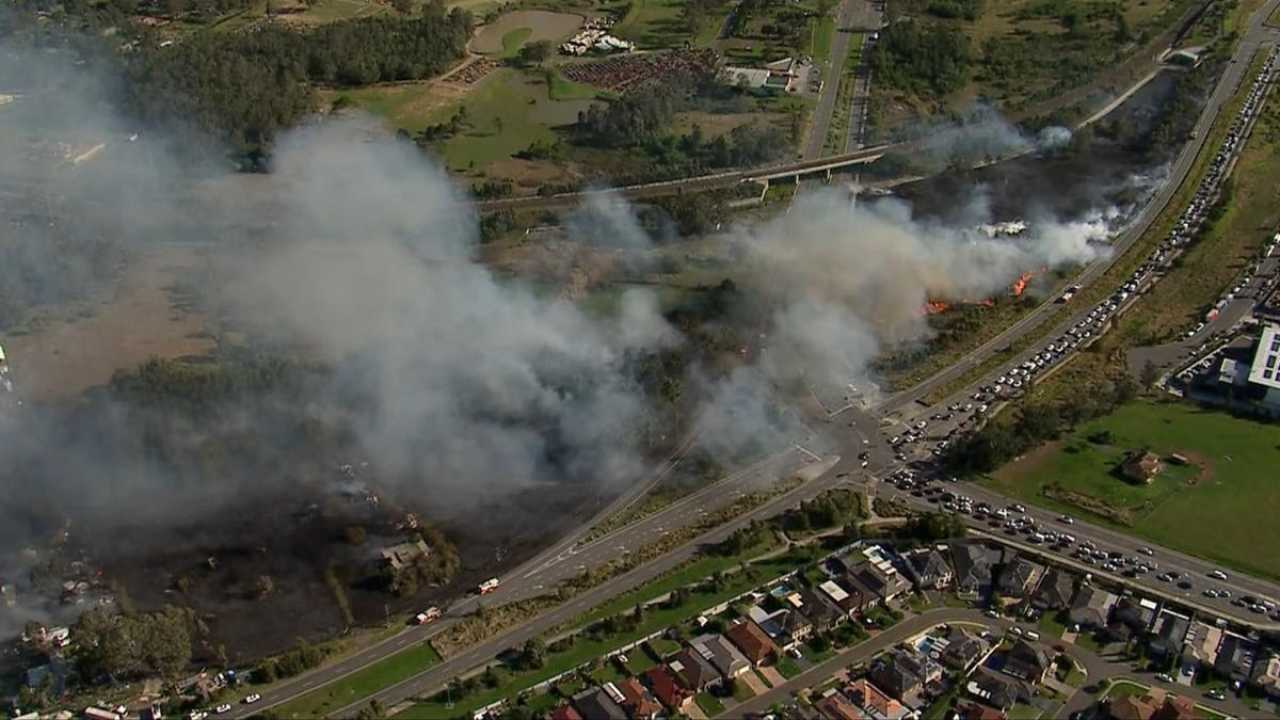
xmin=501 ymin=27 xmax=533 ymax=56
xmin=988 ymin=401 xmax=1280 ymax=580
xmin=547 ymin=70 xmax=607 ymax=101
xmin=425 ymin=68 xmax=593 ymax=171
xmin=614 ymin=0 xmax=690 ymax=48
xmin=273 ymin=641 xmax=441 ymax=719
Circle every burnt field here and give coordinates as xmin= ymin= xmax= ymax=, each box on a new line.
xmin=0 ymin=351 xmax=635 ymax=664
xmin=893 ymin=69 xmax=1196 ymax=227
xmin=90 ymin=476 xmax=605 ymax=665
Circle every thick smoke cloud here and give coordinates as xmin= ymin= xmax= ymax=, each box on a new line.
xmin=219 ymin=125 xmax=679 ymax=503
xmin=731 ymin=189 xmax=1108 ymax=398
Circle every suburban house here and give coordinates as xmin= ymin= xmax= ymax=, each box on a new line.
xmin=1032 ymin=569 xmax=1076 ymax=611
xmin=851 ymin=560 xmax=911 ymax=603
xmin=941 ymin=628 xmax=990 ymax=673
xmin=952 ymin=544 xmax=1004 ymax=598
xmin=1114 ymin=597 xmax=1160 ymax=633
xmin=380 ymin=539 xmax=430 ymax=571
xmin=725 ymin=620 xmax=779 ymax=667
xmin=1149 ymin=609 xmax=1191 ymax=660
xmin=572 ymin=686 xmax=628 ymax=720
xmin=548 ymin=704 xmax=583 ymax=720
xmin=1250 ymin=650 xmax=1280 ymax=699
xmin=616 ymin=677 xmax=663 ymax=720
xmin=795 ymin=587 xmax=845 ymax=631
xmin=643 ymin=665 xmax=694 ymax=714
xmin=749 ymin=603 xmax=812 ymax=649
xmin=845 ymin=678 xmax=919 ymax=720
xmin=817 ymin=691 xmax=863 ymax=720
xmin=1068 ymin=586 xmax=1117 ymax=629
xmin=1000 ymin=640 xmax=1052 ymax=684
xmin=903 ymin=547 xmax=954 ymax=591
xmin=1108 ymin=687 xmax=1197 ymax=720
xmin=966 ymin=669 xmax=1031 ymax=712
xmin=1121 ymin=450 xmax=1163 ymax=483
xmin=819 ymin=579 xmax=876 ymax=618
xmin=1181 ymin=620 xmax=1223 ymax=674
xmin=996 ymin=557 xmax=1045 ymax=600
xmin=869 ymin=648 xmax=942 ymax=707
xmin=668 ymin=647 xmax=722 ymax=692
xmin=1213 ymin=632 xmax=1258 ymax=685
xmin=692 ymin=633 xmax=751 ymax=680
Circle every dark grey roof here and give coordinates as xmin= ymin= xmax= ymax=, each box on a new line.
xmin=573 ymin=687 xmax=629 ymax=720
xmin=1032 ymin=569 xmax=1076 ymax=610
xmin=997 ymin=556 xmax=1045 ymax=597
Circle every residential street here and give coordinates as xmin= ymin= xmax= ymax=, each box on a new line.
xmin=725 ymin=607 xmax=1259 ymax=720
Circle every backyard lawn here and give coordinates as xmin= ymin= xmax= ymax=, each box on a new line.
xmin=988 ymin=401 xmax=1280 ymax=580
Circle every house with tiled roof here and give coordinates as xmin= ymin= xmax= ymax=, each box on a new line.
xmin=1250 ymin=650 xmax=1280 ymax=699
xmin=941 ymin=628 xmax=990 ymax=673
xmin=903 ymin=547 xmax=954 ymax=591
xmin=642 ymin=665 xmax=693 ymax=714
xmin=845 ymin=678 xmax=918 ymax=720
xmin=1032 ymin=569 xmax=1076 ymax=611
xmin=572 ymin=686 xmax=628 ymax=720
xmin=1068 ymin=585 xmax=1117 ymax=629
xmin=548 ymin=703 xmax=583 ymax=720
xmin=1000 ymin=640 xmax=1052 ymax=684
xmin=725 ymin=620 xmax=779 ymax=667
xmin=816 ymin=691 xmax=862 ymax=720
xmin=669 ymin=647 xmax=722 ymax=692
xmin=996 ymin=556 xmax=1045 ymax=600
xmin=691 ymin=633 xmax=750 ymax=680
xmin=616 ymin=677 xmax=663 ymax=720
xmin=951 ymin=544 xmax=1003 ymax=598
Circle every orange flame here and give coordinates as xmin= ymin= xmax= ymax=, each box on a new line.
xmin=1011 ymin=271 xmax=1033 ymax=297
xmin=920 ymin=301 xmax=951 ymax=316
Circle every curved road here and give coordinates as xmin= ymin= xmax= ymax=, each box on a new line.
xmin=727 ymin=608 xmax=1256 ymax=719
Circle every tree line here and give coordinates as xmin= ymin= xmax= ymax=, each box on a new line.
xmin=123 ymin=4 xmax=471 ymax=146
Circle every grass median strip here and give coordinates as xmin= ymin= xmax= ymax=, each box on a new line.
xmin=274 ymin=641 xmax=441 ymax=719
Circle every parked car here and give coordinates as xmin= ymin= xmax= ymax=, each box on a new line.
xmin=215 ymin=705 xmax=232 ymax=715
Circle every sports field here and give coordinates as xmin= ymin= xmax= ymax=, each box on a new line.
xmin=989 ymin=401 xmax=1280 ymax=580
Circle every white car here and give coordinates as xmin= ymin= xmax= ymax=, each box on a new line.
xmin=1209 ymin=570 xmax=1228 ymax=581
xmin=244 ymin=693 xmax=262 ymax=704
xmin=189 ymin=713 xmax=209 ymax=720
xmin=215 ymin=704 xmax=232 ymax=715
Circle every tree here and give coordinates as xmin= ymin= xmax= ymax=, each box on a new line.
xmin=391 ymin=0 xmax=413 ymax=13
xmin=517 ymin=40 xmax=553 ymax=65
xmin=1139 ymin=361 xmax=1159 ymax=388
xmin=518 ymin=638 xmax=546 ymax=670
xmin=356 ymin=699 xmax=386 ymax=719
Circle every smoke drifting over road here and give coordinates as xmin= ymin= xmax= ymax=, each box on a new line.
xmin=731 ymin=190 xmax=1107 ymax=399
